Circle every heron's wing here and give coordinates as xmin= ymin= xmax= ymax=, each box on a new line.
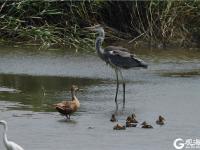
xmin=104 ymin=46 xmax=129 ymax=52
xmin=105 ymin=50 xmax=147 ymax=69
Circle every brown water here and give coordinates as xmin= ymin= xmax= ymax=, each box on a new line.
xmin=0 ymin=46 xmax=200 ymax=150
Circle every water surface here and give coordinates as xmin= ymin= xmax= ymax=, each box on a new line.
xmin=0 ymin=46 xmax=200 ymax=150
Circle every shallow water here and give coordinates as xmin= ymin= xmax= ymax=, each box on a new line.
xmin=0 ymin=46 xmax=200 ymax=150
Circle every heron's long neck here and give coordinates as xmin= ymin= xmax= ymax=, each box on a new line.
xmin=95 ymin=29 xmax=105 ymax=57
xmin=2 ymin=123 xmax=8 ymax=147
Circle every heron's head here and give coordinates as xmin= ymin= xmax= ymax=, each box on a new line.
xmin=84 ymin=24 xmax=104 ymax=34
xmin=0 ymin=120 xmax=7 ymax=126
xmin=71 ymin=85 xmax=79 ymax=92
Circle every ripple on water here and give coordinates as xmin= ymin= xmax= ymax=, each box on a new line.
xmin=159 ymin=69 xmax=200 ymax=78
xmin=0 ymin=86 xmax=21 ymax=93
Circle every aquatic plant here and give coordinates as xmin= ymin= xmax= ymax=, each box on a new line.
xmin=0 ymin=1 xmax=199 ymax=50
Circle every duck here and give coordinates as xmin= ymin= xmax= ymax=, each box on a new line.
xmin=54 ymin=85 xmax=80 ymax=119
xmin=113 ymin=124 xmax=126 ymax=130
xmin=141 ymin=121 xmax=153 ymax=129
xmin=126 ymin=113 xmax=138 ymax=123
xmin=126 ymin=114 xmax=138 ymax=127
xmin=156 ymin=115 xmax=165 ymax=125
xmin=126 ymin=122 xmax=137 ymax=127
xmin=110 ymin=114 xmax=117 ymax=122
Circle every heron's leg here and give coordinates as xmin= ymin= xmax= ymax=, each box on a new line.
xmin=114 ymin=69 xmax=119 ymax=111
xmin=123 ymin=82 xmax=126 ymax=109
xmin=119 ymin=70 xmax=126 ymax=109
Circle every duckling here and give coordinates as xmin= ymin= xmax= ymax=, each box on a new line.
xmin=126 ymin=113 xmax=138 ymax=123
xmin=126 ymin=122 xmax=137 ymax=127
xmin=126 ymin=116 xmax=132 ymax=122
xmin=113 ymin=124 xmax=126 ymax=130
xmin=131 ymin=113 xmax=138 ymax=123
xmin=54 ymin=85 xmax=80 ymax=119
xmin=110 ymin=114 xmax=117 ymax=122
xmin=141 ymin=121 xmax=153 ymax=129
xmin=131 ymin=113 xmax=136 ymax=118
xmin=156 ymin=115 xmax=165 ymax=125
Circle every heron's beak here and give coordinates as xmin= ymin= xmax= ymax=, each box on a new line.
xmin=83 ymin=24 xmax=100 ymax=31
xmin=84 ymin=26 xmax=96 ymax=31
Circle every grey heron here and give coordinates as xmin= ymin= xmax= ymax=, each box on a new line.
xmin=85 ymin=25 xmax=147 ymax=110
xmin=0 ymin=120 xmax=24 ymax=150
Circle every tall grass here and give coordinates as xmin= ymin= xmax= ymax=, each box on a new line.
xmin=0 ymin=1 xmax=199 ymax=50
xmin=0 ymin=1 xmax=100 ymax=50
xmin=98 ymin=1 xmax=200 ymax=48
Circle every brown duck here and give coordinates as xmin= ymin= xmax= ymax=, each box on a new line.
xmin=156 ymin=115 xmax=165 ymax=125
xmin=126 ymin=122 xmax=137 ymax=127
xmin=113 ymin=124 xmax=126 ymax=130
xmin=141 ymin=121 xmax=153 ymax=129
xmin=126 ymin=113 xmax=138 ymax=123
xmin=54 ymin=85 xmax=80 ymax=119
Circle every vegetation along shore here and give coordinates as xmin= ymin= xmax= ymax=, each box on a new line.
xmin=0 ymin=1 xmax=199 ymax=50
